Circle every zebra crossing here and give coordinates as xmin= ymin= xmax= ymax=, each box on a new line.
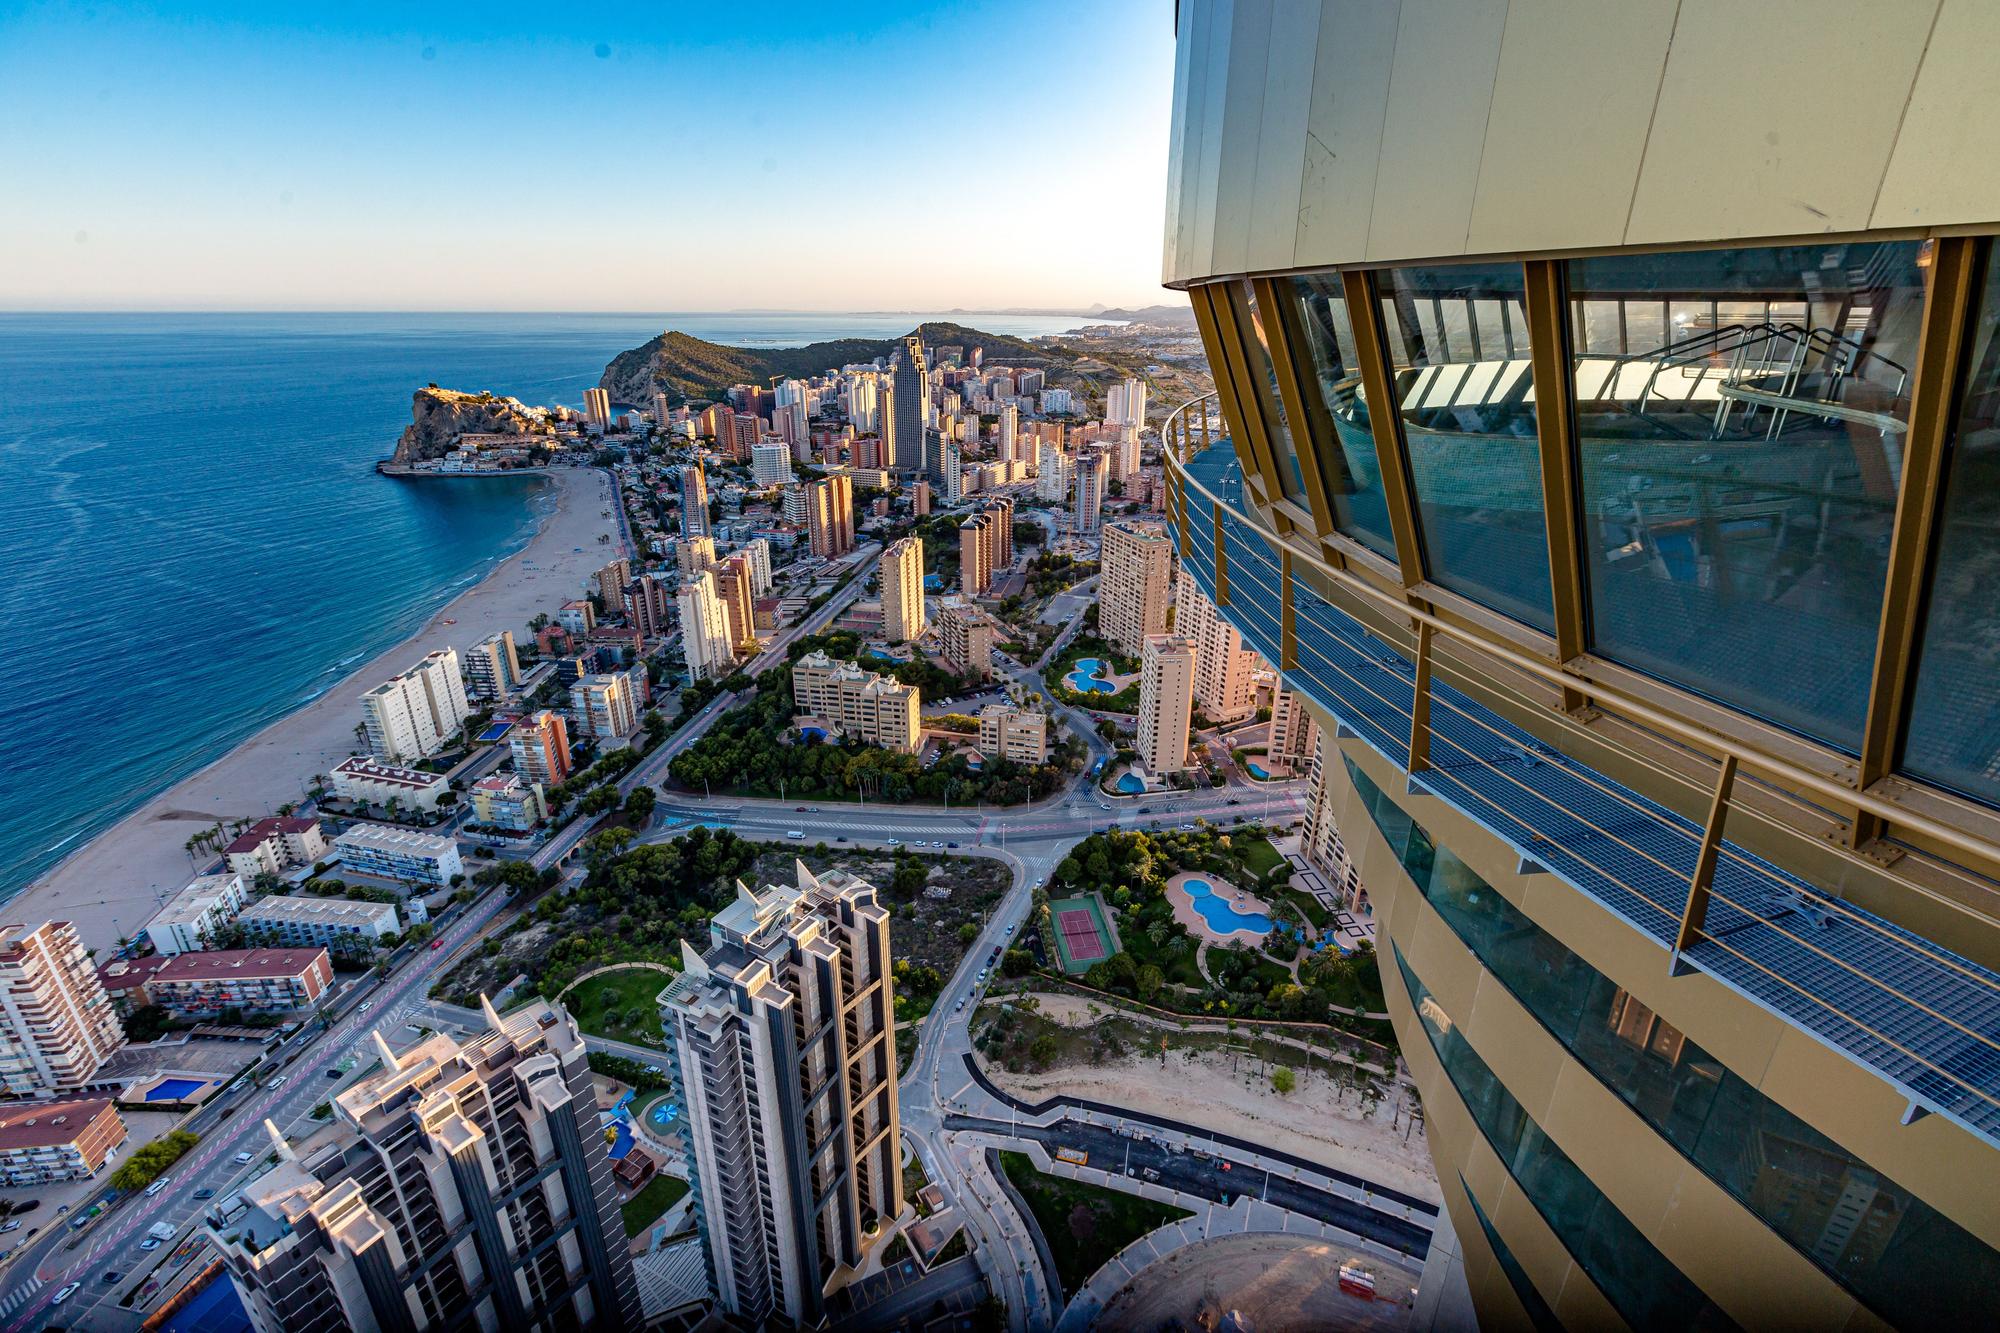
xmin=0 ymin=1275 xmax=44 ymax=1320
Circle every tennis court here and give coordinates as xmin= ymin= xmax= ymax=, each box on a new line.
xmin=1047 ymin=892 xmax=1119 ymax=974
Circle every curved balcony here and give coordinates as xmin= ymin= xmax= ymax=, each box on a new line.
xmin=1160 ymin=393 xmax=2000 ymax=1151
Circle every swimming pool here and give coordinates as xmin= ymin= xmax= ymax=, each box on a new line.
xmin=1182 ymin=878 xmax=1273 ymax=936
xmin=476 ymin=721 xmax=514 ymax=743
xmin=1245 ymin=760 xmax=1272 ymax=780
xmin=868 ymin=648 xmax=899 ymax=662
xmin=1115 ymin=772 xmax=1145 ymax=794
xmin=799 ymin=726 xmax=830 ymax=742
xmin=1065 ymin=657 xmax=1117 ymax=694
xmin=145 ymin=1077 xmax=208 ymax=1102
xmin=599 ymin=1111 xmax=634 ymax=1160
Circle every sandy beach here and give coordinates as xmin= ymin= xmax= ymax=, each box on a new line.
xmin=10 ymin=466 xmax=623 ymax=955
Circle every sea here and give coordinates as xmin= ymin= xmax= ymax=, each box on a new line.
xmin=0 ymin=310 xmax=1092 ymax=897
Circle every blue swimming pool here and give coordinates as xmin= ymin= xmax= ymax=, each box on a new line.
xmin=599 ymin=1111 xmax=634 ymax=1160
xmin=1183 ymin=879 xmax=1273 ymax=936
xmin=799 ymin=726 xmax=829 ymax=742
xmin=1246 ymin=761 xmax=1272 ymax=780
xmin=868 ymin=648 xmax=899 ymax=662
xmin=476 ymin=721 xmax=513 ymax=743
xmin=1065 ymin=657 xmax=1117 ymax=694
xmin=1115 ymin=772 xmax=1145 ymax=794
xmin=146 ymin=1077 xmax=207 ymax=1102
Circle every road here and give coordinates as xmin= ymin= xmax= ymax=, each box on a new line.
xmin=0 ymin=888 xmax=514 ymax=1333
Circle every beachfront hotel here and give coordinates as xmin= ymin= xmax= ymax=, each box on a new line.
xmin=1135 ymin=634 xmax=1194 ymax=777
xmin=327 ymin=754 xmax=451 ymax=813
xmin=660 ymin=864 xmax=902 ymax=1326
xmin=331 ymin=823 xmax=463 ymax=888
xmin=1158 ymin=2 xmax=2000 ymax=1323
xmin=0 ymin=921 xmax=124 ymax=1097
xmin=790 ymin=650 xmax=919 ymax=754
xmin=359 ymin=648 xmax=471 ymax=764
xmin=212 ymin=1000 xmax=640 ymax=1332
xmin=223 ymin=817 xmax=329 ymax=882
xmin=1098 ymin=520 xmax=1173 ymax=657
xmin=144 ymin=871 xmax=250 ymax=955
xmin=508 ymin=709 xmax=572 ymax=789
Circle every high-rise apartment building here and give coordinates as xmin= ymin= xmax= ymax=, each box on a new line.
xmin=977 ymin=704 xmax=1049 ymax=765
xmin=360 ymin=649 xmax=471 ymax=764
xmin=659 ymin=863 xmax=901 ymax=1326
xmin=847 ymin=374 xmax=879 ymax=433
xmin=997 ymin=403 xmax=1018 ymax=463
xmin=1269 ymin=688 xmax=1320 ymax=767
xmin=751 ymin=441 xmax=795 ymax=486
xmin=652 ymin=392 xmax=672 ymax=429
xmin=463 ymin=631 xmax=521 ymax=701
xmin=741 ymin=537 xmax=774 ymax=596
xmin=1136 ymin=634 xmax=1194 ymax=777
xmin=714 ymin=553 xmax=757 ymax=650
xmin=569 ymin=673 xmax=638 ymax=742
xmin=790 ymin=651 xmax=918 ymax=752
xmin=0 ymin=921 xmax=123 ymax=1097
xmin=1099 ymin=520 xmax=1173 ymax=658
xmin=958 ymin=511 xmax=994 ymax=596
xmin=807 ymin=473 xmax=854 ymax=558
xmin=593 ymin=558 xmax=631 ymax=607
xmin=892 ymin=336 xmax=928 ymax=477
xmin=679 ymin=463 xmax=711 ymax=540
xmin=622 ymin=573 xmax=671 ymax=638
xmin=212 ymin=1001 xmax=640 ymax=1333
xmin=508 ymin=708 xmax=571 ymax=788
xmin=1071 ymin=445 xmax=1108 ymax=535
xmin=1035 ymin=440 xmax=1071 ymax=503
xmin=881 ymin=537 xmax=927 ymax=644
xmin=941 ymin=435 xmax=964 ymax=503
xmin=936 ymin=599 xmax=999 ymax=681
xmin=583 ymin=386 xmax=612 ymax=431
xmin=678 ymin=569 xmax=735 ymax=684
xmin=1176 ymin=567 xmax=1259 ymax=724
xmin=1160 ymin=6 xmax=2000 ymax=1323
xmin=911 ymin=479 xmax=931 ymax=516
xmin=677 ymin=534 xmax=717 ymax=577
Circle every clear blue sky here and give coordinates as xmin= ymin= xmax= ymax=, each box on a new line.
xmin=0 ymin=1 xmax=1175 ymax=311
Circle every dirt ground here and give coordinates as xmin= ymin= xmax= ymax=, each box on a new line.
xmin=983 ymin=994 xmax=1439 ymax=1202
xmin=1095 ymin=1233 xmax=1422 ymax=1333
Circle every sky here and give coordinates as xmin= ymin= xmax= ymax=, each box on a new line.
xmin=0 ymin=1 xmax=1176 ymax=312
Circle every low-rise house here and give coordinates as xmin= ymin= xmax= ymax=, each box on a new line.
xmin=95 ymin=955 xmax=173 ymax=1013
xmin=977 ymin=704 xmax=1051 ymax=764
xmin=327 ymin=756 xmax=450 ymax=813
xmin=0 ymin=1097 xmax=127 ymax=1184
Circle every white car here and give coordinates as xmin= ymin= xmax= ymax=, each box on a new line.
xmin=53 ymin=1283 xmax=80 ymax=1304
xmin=787 ymin=830 xmax=805 ymax=839
xmin=0 ymin=1221 xmax=19 ymax=1234
xmin=886 ymin=838 xmax=901 ymax=846
xmin=144 ymin=1177 xmax=171 ymax=1197
xmin=234 ymin=1150 xmax=255 ymax=1164
xmin=268 ymin=1075 xmax=288 ymax=1089
xmin=140 ymin=1238 xmax=162 ymax=1252
xmin=356 ymin=1001 xmax=373 ymax=1015
xmin=1004 ymin=923 xmax=1015 ymax=937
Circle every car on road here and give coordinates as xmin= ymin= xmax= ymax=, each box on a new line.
xmin=356 ymin=1001 xmax=372 ymax=1015
xmin=194 ymin=1189 xmax=215 ymax=1200
xmin=145 ymin=1177 xmax=171 ymax=1197
xmin=234 ymin=1150 xmax=255 ymax=1164
xmin=795 ymin=806 xmax=807 ymax=812
xmin=886 ymin=838 xmax=900 ymax=846
xmin=787 ymin=830 xmax=805 ymax=839
xmin=1179 ymin=822 xmax=1196 ymax=830
xmin=268 ymin=1075 xmax=288 ymax=1089
xmin=946 ymin=841 xmax=959 ymax=848
xmin=141 ymin=1237 xmax=163 ymax=1251
xmin=53 ymin=1282 xmax=79 ymax=1304
xmin=1004 ymin=923 xmax=1015 ymax=937
xmin=103 ymin=1270 xmax=122 ymax=1284
xmin=977 ymin=968 xmax=988 ymax=982
xmin=955 ymin=998 xmax=965 ymax=1012
xmin=430 ymin=939 xmax=444 ymax=950
xmin=326 ymin=1067 xmax=343 ymax=1078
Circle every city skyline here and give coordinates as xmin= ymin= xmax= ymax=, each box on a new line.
xmin=0 ymin=0 xmax=1174 ymax=312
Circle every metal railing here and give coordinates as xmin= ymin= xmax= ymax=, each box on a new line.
xmin=1160 ymin=391 xmax=2000 ymax=1143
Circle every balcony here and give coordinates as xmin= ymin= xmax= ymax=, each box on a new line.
xmin=1165 ymin=404 xmax=2000 ymax=1149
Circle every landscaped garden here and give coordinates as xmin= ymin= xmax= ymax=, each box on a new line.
xmin=621 ymin=1172 xmax=690 ymax=1237
xmin=998 ymin=1150 xmax=1191 ymax=1296
xmin=1046 ymin=627 xmax=1141 ymax=714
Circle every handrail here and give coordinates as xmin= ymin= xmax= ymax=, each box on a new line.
xmin=1159 ymin=393 xmax=2000 ymax=878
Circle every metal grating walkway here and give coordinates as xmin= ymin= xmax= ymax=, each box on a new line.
xmin=1178 ymin=441 xmax=2000 ymax=1149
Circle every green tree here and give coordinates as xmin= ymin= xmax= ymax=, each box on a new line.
xmin=1272 ymin=1067 xmax=1296 ymax=1095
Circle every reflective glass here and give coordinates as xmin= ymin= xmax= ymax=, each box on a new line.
xmin=1565 ymin=243 xmax=1927 ymax=751
xmin=1462 ymin=1182 xmax=1563 ymax=1333
xmin=1350 ymin=755 xmax=1998 ymax=1326
xmin=1905 ymin=252 xmax=2000 ymax=808
xmin=1291 ymin=274 xmax=1400 ymax=559
xmin=1378 ymin=263 xmax=1553 ymax=630
xmin=1236 ymin=279 xmax=1311 ymax=510
xmin=1392 ymin=946 xmax=1735 ymax=1333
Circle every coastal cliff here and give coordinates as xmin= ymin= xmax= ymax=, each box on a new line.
xmin=391 ymin=387 xmax=553 ymax=465
xmin=599 ymin=322 xmax=1073 ymax=405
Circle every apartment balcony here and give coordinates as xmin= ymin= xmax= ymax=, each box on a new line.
xmin=1165 ymin=401 xmax=2000 ymax=1149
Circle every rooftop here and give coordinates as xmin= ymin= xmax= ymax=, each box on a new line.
xmin=329 ymin=755 xmax=445 ymax=791
xmin=333 ymin=824 xmax=458 ymax=857
xmin=224 ymin=817 xmax=321 ymax=854
xmin=0 ymin=1098 xmax=118 ymax=1150
xmin=151 ymin=947 xmax=330 ymax=983
xmin=240 ymin=895 xmax=399 ymax=925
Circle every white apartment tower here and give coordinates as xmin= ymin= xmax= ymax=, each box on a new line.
xmin=1071 ymin=445 xmax=1109 ymax=535
xmin=1036 ymin=441 xmax=1071 ymax=503
xmin=752 ymin=442 xmax=795 ymax=486
xmin=0 ymin=922 xmax=124 ymax=1096
xmin=1137 ymin=634 xmax=1196 ymax=776
xmin=211 ymin=1001 xmax=640 ymax=1333
xmin=464 ymin=631 xmax=521 ymax=701
xmin=679 ymin=569 xmax=736 ymax=684
xmin=1106 ymin=377 xmax=1147 ymax=435
xmin=1177 ymin=567 xmax=1260 ymax=724
xmin=881 ymin=537 xmax=927 ymax=644
xmin=659 ymin=864 xmax=902 ymax=1327
xmin=742 ymin=538 xmax=774 ymax=596
xmin=583 ymin=386 xmax=612 ymax=431
xmin=1099 ymin=520 xmax=1174 ymax=658
xmin=360 ymin=649 xmax=471 ymax=764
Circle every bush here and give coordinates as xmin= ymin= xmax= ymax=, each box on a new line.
xmin=111 ymin=1128 xmax=200 ymax=1192
xmin=588 ymin=1050 xmax=668 ymax=1090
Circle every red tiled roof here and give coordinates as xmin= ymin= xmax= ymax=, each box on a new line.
xmin=151 ymin=947 xmax=330 ymax=983
xmin=0 ymin=1098 xmax=119 ymax=1150
xmin=96 ymin=955 xmax=172 ymax=994
xmin=223 ymin=817 xmax=319 ymax=854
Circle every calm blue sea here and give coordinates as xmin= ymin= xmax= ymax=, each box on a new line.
xmin=0 ymin=310 xmax=1088 ymax=896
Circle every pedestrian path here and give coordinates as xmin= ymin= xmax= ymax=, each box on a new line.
xmin=0 ymin=1275 xmax=44 ymax=1320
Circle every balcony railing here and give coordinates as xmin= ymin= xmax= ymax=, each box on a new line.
xmin=1162 ymin=392 xmax=2000 ymax=1150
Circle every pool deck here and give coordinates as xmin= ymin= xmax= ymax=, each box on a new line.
xmin=1165 ymin=871 xmax=1277 ymax=945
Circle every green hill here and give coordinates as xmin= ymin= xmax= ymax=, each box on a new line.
xmin=598 ymin=321 xmax=1072 ymax=405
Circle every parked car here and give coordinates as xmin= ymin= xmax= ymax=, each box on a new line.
xmin=193 ymin=1189 xmax=215 ymax=1200
xmin=234 ymin=1150 xmax=255 ymax=1164
xmin=325 ymin=1067 xmax=343 ymax=1079
xmin=102 ymin=1271 xmax=123 ymax=1284
xmin=0 ymin=1221 xmax=20 ymax=1235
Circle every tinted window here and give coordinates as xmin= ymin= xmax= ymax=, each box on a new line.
xmin=1290 ymin=274 xmax=1399 ymax=560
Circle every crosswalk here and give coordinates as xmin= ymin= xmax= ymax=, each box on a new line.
xmin=0 ymin=1275 xmax=44 ymax=1320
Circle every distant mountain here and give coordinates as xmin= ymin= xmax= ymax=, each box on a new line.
xmin=1090 ymin=302 xmax=1196 ymax=326
xmin=599 ymin=321 xmax=1072 ymax=405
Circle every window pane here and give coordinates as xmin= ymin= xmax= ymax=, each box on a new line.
xmin=1566 ymin=242 xmax=1926 ymax=751
xmin=1289 ymin=274 xmax=1399 ymax=559
xmin=1905 ymin=253 xmax=2000 ymax=808
xmin=1379 ymin=263 xmax=1554 ymax=630
xmin=1236 ymin=279 xmax=1310 ymax=508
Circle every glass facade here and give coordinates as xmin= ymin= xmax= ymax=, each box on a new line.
xmin=1904 ymin=251 xmax=2000 ymax=807
xmin=1289 ymin=274 xmax=1400 ymax=559
xmin=1349 ymin=755 xmax=1998 ymax=1326
xmin=1377 ymin=263 xmax=1553 ymax=629
xmin=1236 ymin=279 xmax=1311 ymax=510
xmin=1461 ymin=1178 xmax=1563 ymax=1333
xmin=1564 ymin=243 xmax=1926 ymax=751
xmin=1393 ymin=945 xmax=1735 ymax=1333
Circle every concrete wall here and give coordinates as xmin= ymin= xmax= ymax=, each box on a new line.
xmin=1164 ymin=0 xmax=2000 ymax=285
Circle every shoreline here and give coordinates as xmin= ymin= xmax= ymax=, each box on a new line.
xmin=10 ymin=466 xmax=624 ymax=955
